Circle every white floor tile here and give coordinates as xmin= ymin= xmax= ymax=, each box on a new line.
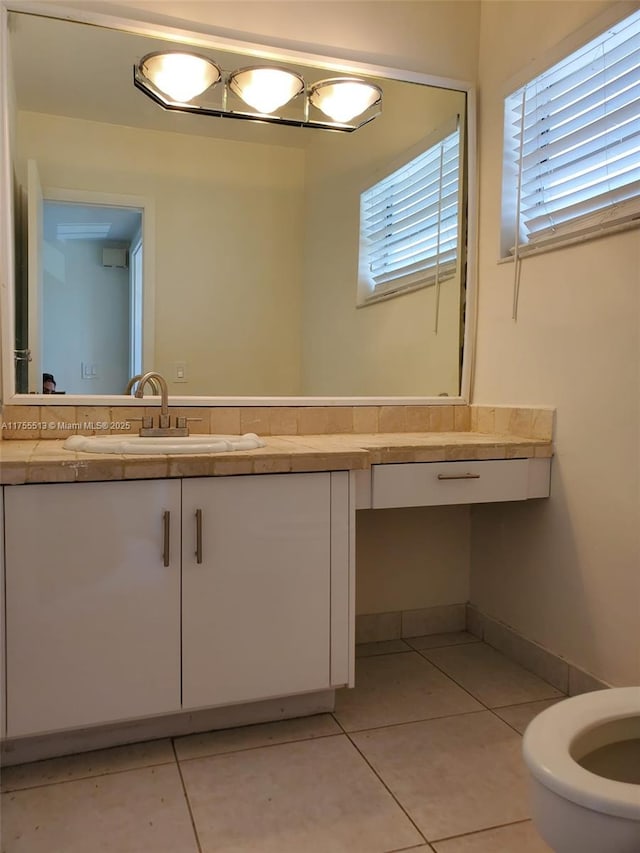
xmin=334 ymin=651 xmax=482 ymax=731
xmin=421 ymin=643 xmax=563 ymax=707
xmin=180 ymin=734 xmax=424 ymax=853
xmin=0 ymin=738 xmax=174 ymax=792
xmin=1 ymin=764 xmax=198 ymax=852
xmin=352 ymin=711 xmax=531 ymax=841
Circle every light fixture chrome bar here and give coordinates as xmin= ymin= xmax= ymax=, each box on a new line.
xmin=133 ymin=61 xmax=382 ymax=132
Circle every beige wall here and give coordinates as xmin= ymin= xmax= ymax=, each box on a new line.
xmin=54 ymin=0 xmax=480 ymax=82
xmin=357 ymin=506 xmax=470 ymax=615
xmin=471 ymin=0 xmax=640 ymax=685
xmin=17 ymin=111 xmax=305 ymax=395
xmin=301 ymin=85 xmax=466 ymax=396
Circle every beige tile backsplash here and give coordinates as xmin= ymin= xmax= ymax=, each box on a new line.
xmin=0 ymin=403 xmax=555 ymax=440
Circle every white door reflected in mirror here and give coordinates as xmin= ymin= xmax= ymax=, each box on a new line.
xmin=21 ymin=190 xmax=144 ymax=395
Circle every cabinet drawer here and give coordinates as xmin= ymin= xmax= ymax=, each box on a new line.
xmin=371 ymin=459 xmax=531 ymax=508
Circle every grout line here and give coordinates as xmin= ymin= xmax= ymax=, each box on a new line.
xmin=418 ymin=645 xmax=563 ymax=738
xmin=356 ymin=648 xmax=413 ymax=659
xmin=337 ymin=707 xmax=487 ymax=736
xmin=489 ymin=691 xmax=563 ymax=709
xmin=334 ymin=651 xmax=543 ymax=851
xmin=330 ymin=711 xmax=430 ymax=849
xmin=488 ymin=695 xmax=565 ymax=709
xmin=414 ymin=643 xmax=562 ymax=721
xmin=414 ymin=648 xmax=501 ymax=713
xmin=410 ymin=645 xmax=542 ymax=738
xmin=175 ymin=729 xmax=342 ymax=764
xmin=403 ymin=639 xmax=481 ymax=652
xmin=386 ymin=843 xmax=436 ymax=852
xmin=430 ymin=817 xmax=533 ymax=844
xmin=356 ymin=636 xmax=481 ymax=658
xmin=171 ymin=739 xmax=203 ymax=853
xmin=0 ymin=758 xmax=176 ymax=794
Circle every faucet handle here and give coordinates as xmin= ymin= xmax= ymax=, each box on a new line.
xmin=175 ymin=416 xmax=202 ymax=432
xmin=176 ymin=416 xmax=202 ymax=428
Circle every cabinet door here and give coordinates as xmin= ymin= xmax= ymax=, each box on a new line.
xmin=182 ymin=473 xmax=332 ymax=710
xmin=5 ymin=480 xmax=181 ymax=737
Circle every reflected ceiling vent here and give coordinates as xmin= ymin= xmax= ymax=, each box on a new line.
xmin=102 ymin=248 xmax=129 ymax=269
xmin=57 ymin=223 xmax=111 ymax=241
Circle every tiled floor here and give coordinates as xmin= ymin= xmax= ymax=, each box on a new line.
xmin=0 ymin=635 xmax=559 ymax=852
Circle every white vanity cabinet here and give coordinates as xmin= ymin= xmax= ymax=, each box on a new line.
xmin=181 ymin=472 xmax=351 ymax=710
xmin=4 ymin=480 xmax=183 ymax=737
xmin=356 ymin=458 xmax=552 ymax=509
xmin=3 ymin=471 xmax=353 ymax=738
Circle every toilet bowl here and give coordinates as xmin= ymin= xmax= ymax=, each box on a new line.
xmin=523 ymin=687 xmax=640 ymax=852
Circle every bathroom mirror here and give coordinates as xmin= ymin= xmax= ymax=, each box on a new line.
xmin=1 ymin=6 xmax=475 ymax=403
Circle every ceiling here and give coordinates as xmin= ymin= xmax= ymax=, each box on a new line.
xmin=43 ymin=202 xmax=142 ymax=243
xmin=9 ymin=11 xmax=384 ymax=150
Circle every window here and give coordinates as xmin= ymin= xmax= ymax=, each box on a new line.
xmin=503 ymin=9 xmax=640 ymax=256
xmin=359 ymin=120 xmax=461 ymax=303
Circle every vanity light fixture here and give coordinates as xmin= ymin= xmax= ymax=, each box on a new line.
xmin=229 ymin=66 xmax=304 ymax=114
xmin=134 ymin=51 xmax=383 ymax=132
xmin=139 ymin=52 xmax=221 ymax=102
xmin=309 ymin=78 xmax=382 ymax=123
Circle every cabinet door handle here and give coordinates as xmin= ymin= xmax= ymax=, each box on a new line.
xmin=437 ymin=472 xmax=481 ymax=480
xmin=195 ymin=508 xmax=203 ymax=564
xmin=163 ymin=510 xmax=171 ymax=567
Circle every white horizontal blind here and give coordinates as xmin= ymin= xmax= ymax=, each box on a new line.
xmin=360 ymin=125 xmax=460 ymax=296
xmin=506 ymin=8 xmax=640 ymax=251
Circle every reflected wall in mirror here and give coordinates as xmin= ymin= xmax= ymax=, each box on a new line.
xmin=6 ymin=10 xmax=469 ymax=399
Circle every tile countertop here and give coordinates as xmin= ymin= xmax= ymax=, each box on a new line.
xmin=0 ymin=432 xmax=553 ymax=486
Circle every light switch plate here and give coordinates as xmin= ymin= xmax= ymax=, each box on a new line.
xmin=173 ymin=361 xmax=188 ymax=382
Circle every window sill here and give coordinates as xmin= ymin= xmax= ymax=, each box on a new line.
xmin=498 ymin=217 xmax=640 ymax=264
xmin=357 ymin=275 xmax=452 ymax=308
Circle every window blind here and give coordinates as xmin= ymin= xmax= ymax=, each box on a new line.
xmin=505 ymin=8 xmax=640 ymax=252
xmin=360 ymin=125 xmax=460 ymax=296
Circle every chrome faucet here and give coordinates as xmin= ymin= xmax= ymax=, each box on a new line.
xmin=124 ymin=373 xmax=162 ymax=396
xmin=129 ymin=371 xmax=189 ymax=437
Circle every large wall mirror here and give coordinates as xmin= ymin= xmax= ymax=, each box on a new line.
xmin=1 ymin=5 xmax=476 ymax=404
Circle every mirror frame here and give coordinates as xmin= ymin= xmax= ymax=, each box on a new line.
xmin=0 ymin=1 xmax=477 ymax=408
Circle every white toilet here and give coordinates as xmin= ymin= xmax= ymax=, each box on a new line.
xmin=523 ymin=687 xmax=640 ymax=852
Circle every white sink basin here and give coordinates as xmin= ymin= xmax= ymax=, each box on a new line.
xmin=64 ymin=433 xmax=266 ymax=455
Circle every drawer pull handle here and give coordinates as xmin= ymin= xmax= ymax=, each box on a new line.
xmin=195 ymin=508 xmax=203 ymax=564
xmin=437 ymin=473 xmax=481 ymax=481
xmin=162 ymin=510 xmax=171 ymax=567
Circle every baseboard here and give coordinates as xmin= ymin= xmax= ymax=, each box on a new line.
xmin=355 ymin=603 xmax=611 ymax=695
xmin=355 ymin=603 xmax=466 ymax=643
xmin=466 ymin=604 xmax=611 ymax=695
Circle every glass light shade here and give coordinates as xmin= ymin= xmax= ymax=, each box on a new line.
xmin=229 ymin=67 xmax=304 ymax=114
xmin=140 ymin=52 xmax=221 ymax=102
xmin=309 ymin=78 xmax=382 ymax=123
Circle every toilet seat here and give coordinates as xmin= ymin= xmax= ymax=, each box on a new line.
xmin=523 ymin=687 xmax=640 ymax=821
